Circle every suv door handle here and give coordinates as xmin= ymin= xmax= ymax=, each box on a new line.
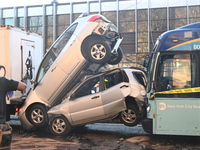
xmin=91 ymin=96 xmax=99 ymax=99
xmin=51 ymin=66 xmax=57 ymax=72
xmin=120 ymin=85 xmax=129 ymax=88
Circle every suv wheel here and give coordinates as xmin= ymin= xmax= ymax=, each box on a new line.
xmin=49 ymin=115 xmax=71 ymax=136
xmin=82 ymin=37 xmax=111 ymax=64
xmin=119 ymin=103 xmax=140 ymax=126
xmin=107 ymin=47 xmax=123 ymax=65
xmin=28 ymin=104 xmax=48 ymax=128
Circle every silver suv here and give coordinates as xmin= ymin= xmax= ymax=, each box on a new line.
xmin=47 ymin=67 xmax=147 ymax=136
xmin=19 ymin=13 xmax=123 ymax=130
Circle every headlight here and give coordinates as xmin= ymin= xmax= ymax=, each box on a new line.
xmin=147 ymin=104 xmax=151 ymax=113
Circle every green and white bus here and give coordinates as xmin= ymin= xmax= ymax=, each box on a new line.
xmin=141 ymin=22 xmax=200 ymax=136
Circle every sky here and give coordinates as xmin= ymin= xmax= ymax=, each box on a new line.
xmin=0 ymin=0 xmax=90 ymax=8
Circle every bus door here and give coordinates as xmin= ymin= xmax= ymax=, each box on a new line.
xmin=153 ymin=52 xmax=200 ymax=135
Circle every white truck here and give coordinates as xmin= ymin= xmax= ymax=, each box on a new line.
xmin=0 ymin=25 xmax=43 ymax=120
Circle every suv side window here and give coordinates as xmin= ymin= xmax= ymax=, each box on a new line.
xmin=35 ymin=23 xmax=78 ymax=83
xmin=51 ymin=23 xmax=78 ymax=57
xmin=132 ymin=72 xmax=146 ymax=87
xmin=73 ymin=77 xmax=100 ymax=99
xmin=103 ymin=71 xmax=127 ymax=89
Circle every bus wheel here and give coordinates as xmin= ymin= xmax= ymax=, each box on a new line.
xmin=119 ymin=104 xmax=140 ymax=126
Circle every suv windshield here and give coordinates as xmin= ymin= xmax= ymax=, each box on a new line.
xmin=35 ymin=23 xmax=77 ymax=84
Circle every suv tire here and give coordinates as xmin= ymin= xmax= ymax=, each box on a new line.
xmin=49 ymin=115 xmax=71 ymax=136
xmin=119 ymin=103 xmax=140 ymax=126
xmin=82 ymin=37 xmax=111 ymax=64
xmin=28 ymin=104 xmax=48 ymax=128
xmin=107 ymin=47 xmax=123 ymax=65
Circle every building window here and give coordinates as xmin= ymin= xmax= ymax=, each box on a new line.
xmin=56 ymin=14 xmax=70 ymax=36
xmin=189 ymin=6 xmax=200 ymax=24
xmin=119 ymin=10 xmax=135 ymax=32
xmin=101 ymin=11 xmax=116 ymax=23
xmin=137 ymin=9 xmax=148 ymax=53
xmin=27 ymin=16 xmax=42 ymax=34
xmin=28 ymin=7 xmax=43 ymax=16
xmin=17 ymin=17 xmax=24 ymax=28
xmin=3 ymin=18 xmax=14 ymax=26
xmin=169 ymin=7 xmax=187 ymax=30
xmin=150 ymin=8 xmax=167 ymax=31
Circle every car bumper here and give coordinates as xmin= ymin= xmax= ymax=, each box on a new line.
xmin=19 ymin=112 xmax=33 ymax=131
xmin=141 ymin=118 xmax=153 ymax=134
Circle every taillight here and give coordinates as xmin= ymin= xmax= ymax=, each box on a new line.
xmin=16 ymin=107 xmax=22 ymax=113
xmin=88 ymin=14 xmax=102 ymax=22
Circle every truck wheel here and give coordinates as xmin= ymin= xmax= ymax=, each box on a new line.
xmin=82 ymin=37 xmax=111 ymax=64
xmin=49 ymin=115 xmax=71 ymax=136
xmin=28 ymin=104 xmax=48 ymax=128
xmin=119 ymin=103 xmax=140 ymax=126
xmin=107 ymin=47 xmax=123 ymax=65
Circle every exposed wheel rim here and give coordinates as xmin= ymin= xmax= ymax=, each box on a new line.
xmin=121 ymin=109 xmax=137 ymax=124
xmin=91 ymin=44 xmax=106 ymax=60
xmin=52 ymin=118 xmax=66 ymax=134
xmin=31 ymin=108 xmax=44 ymax=124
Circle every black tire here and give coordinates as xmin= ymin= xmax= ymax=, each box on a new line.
xmin=28 ymin=104 xmax=48 ymax=128
xmin=49 ymin=115 xmax=71 ymax=136
xmin=82 ymin=37 xmax=111 ymax=64
xmin=107 ymin=47 xmax=123 ymax=65
xmin=119 ymin=103 xmax=140 ymax=126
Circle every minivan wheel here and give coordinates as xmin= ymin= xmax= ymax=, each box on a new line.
xmin=49 ymin=116 xmax=71 ymax=136
xmin=28 ymin=104 xmax=48 ymax=128
xmin=119 ymin=104 xmax=140 ymax=126
xmin=82 ymin=37 xmax=111 ymax=64
xmin=107 ymin=47 xmax=123 ymax=65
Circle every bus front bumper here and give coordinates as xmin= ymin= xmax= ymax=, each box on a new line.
xmin=141 ymin=118 xmax=153 ymax=134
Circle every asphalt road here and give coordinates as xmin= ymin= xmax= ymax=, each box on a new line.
xmin=7 ymin=119 xmax=200 ymax=150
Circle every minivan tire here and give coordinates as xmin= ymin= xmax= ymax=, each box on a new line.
xmin=28 ymin=104 xmax=48 ymax=128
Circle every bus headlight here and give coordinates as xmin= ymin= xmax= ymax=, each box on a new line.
xmin=147 ymin=104 xmax=151 ymax=113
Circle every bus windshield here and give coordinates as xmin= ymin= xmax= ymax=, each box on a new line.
xmin=146 ymin=39 xmax=159 ymax=92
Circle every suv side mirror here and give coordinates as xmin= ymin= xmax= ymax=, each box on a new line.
xmin=142 ymin=59 xmax=149 ymax=67
xmin=70 ymin=93 xmax=75 ymax=100
xmin=30 ymin=79 xmax=37 ymax=85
